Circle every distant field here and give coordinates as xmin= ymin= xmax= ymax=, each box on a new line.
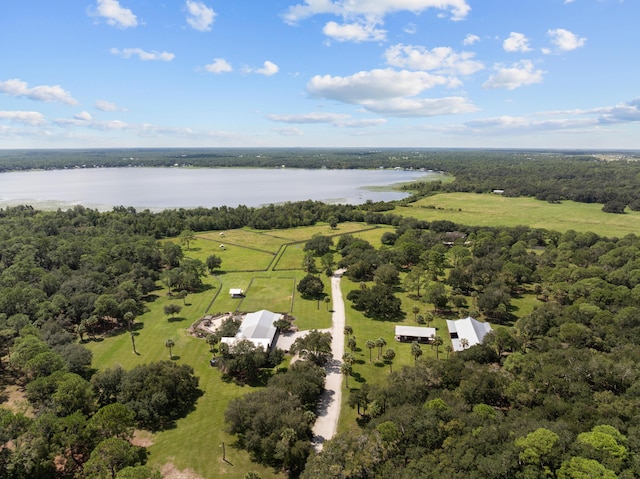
xmin=199 ymin=229 xmax=284 ymax=253
xmin=259 ymin=222 xmax=370 ymax=241
xmin=393 ymin=193 xmax=640 ymax=237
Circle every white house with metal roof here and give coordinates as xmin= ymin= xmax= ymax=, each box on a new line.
xmin=446 ymin=316 xmax=492 ymax=352
xmin=220 ymin=309 xmax=280 ymax=350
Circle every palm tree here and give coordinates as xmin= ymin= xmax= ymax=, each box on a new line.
xmin=347 ymin=336 xmax=357 ymax=353
xmin=342 ymin=352 xmax=355 ymax=366
xmin=444 ymin=344 xmax=453 ymax=359
xmin=432 ymin=335 xmax=444 ymax=359
xmin=341 ymin=362 xmax=353 ymax=388
xmin=206 ymin=334 xmax=217 ymax=353
xmin=130 ymin=332 xmax=137 ymax=355
xmin=382 ymin=348 xmax=396 ymax=372
xmin=366 ymin=340 xmax=376 ymax=362
xmin=123 ymin=311 xmax=134 ymax=332
xmin=460 ymin=338 xmax=470 ymax=349
xmin=425 ymin=311 xmax=434 ymax=327
xmin=324 ymin=296 xmax=331 ymax=311
xmin=375 ymin=337 xmax=387 ymax=359
xmin=75 ymin=322 xmax=87 ymax=342
xmin=412 ymin=305 xmax=420 ymax=321
xmin=344 ymin=325 xmax=353 ymax=338
xmin=165 ymin=338 xmax=175 ymax=359
xmin=178 ymin=290 xmax=188 ymax=305
xmin=411 ymin=341 xmax=423 ymax=362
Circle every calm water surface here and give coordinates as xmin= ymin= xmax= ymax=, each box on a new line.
xmin=0 ymin=167 xmax=435 ymax=211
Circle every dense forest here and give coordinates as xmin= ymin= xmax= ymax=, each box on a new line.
xmin=2 ymin=149 xmax=640 ymax=478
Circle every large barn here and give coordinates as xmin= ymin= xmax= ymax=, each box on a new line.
xmin=446 ymin=316 xmax=492 ymax=352
xmin=221 ymin=309 xmax=280 ymax=350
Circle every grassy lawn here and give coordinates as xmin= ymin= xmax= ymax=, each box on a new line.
xmin=273 ymin=243 xmax=306 ymax=271
xmin=165 ymin=238 xmax=276 ymax=273
xmin=260 ymin=222 xmax=371 ymax=241
xmin=199 ymin=229 xmax=285 ymax=253
xmin=239 ymin=276 xmax=296 ymax=313
xmin=394 ymin=193 xmax=640 ymax=237
xmin=347 ymin=225 xmax=395 ymax=249
xmin=87 ymin=274 xmax=285 ymax=479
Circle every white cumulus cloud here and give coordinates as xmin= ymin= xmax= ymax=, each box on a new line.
xmin=0 ymin=78 xmax=78 ymax=105
xmin=361 ymin=96 xmax=477 ymax=117
xmin=547 ymin=28 xmax=586 ymax=51
xmin=384 ymin=44 xmax=484 ymax=76
xmin=283 ymin=0 xmax=471 ymax=24
xmin=483 ymin=60 xmax=545 ymax=90
xmin=203 ymin=58 xmax=233 ymax=73
xmin=503 ymin=32 xmax=532 ymax=52
xmin=268 ymin=112 xmax=386 ymax=128
xmin=307 ymin=68 xmax=476 ymax=117
xmin=245 ymin=61 xmax=279 ymax=76
xmin=110 ymin=48 xmax=175 ymax=61
xmin=273 ymin=126 xmax=305 ymax=136
xmin=95 ymin=100 xmax=126 ymax=111
xmin=323 ymin=21 xmax=387 ymax=42
xmin=463 ymin=34 xmax=480 ymax=46
xmin=91 ymin=0 xmax=138 ymax=28
xmin=74 ymin=111 xmax=93 ymax=121
xmin=186 ymin=0 xmax=216 ymax=31
xmin=308 ymin=68 xmax=449 ymax=103
xmin=268 ymin=112 xmax=352 ymax=124
xmin=0 ymin=111 xmax=47 ymax=126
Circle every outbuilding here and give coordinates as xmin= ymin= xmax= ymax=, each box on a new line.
xmin=395 ymin=325 xmax=436 ymax=343
xmin=229 ymin=288 xmax=244 ymax=298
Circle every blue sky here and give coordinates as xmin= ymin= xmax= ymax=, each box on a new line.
xmin=1 ymin=0 xmax=638 ymax=149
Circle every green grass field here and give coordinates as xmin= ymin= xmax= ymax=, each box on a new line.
xmin=394 ymin=193 xmax=640 ymax=237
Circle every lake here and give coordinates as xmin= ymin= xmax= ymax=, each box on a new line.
xmin=0 ymin=167 xmax=436 ymax=211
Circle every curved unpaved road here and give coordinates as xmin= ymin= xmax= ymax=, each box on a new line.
xmin=311 ymin=269 xmax=346 ymax=451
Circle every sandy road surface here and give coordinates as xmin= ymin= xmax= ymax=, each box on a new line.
xmin=311 ymin=269 xmax=346 ymax=451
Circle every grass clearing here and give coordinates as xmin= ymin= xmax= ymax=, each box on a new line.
xmin=199 ymin=229 xmax=285 ymax=253
xmin=394 ymin=193 xmax=640 ymax=237
xmin=260 ymin=222 xmax=370 ymax=242
xmin=239 ymin=276 xmax=296 ymax=313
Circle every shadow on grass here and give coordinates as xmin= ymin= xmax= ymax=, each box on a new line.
xmin=352 ymin=372 xmax=366 ymax=384
xmin=167 ymin=316 xmax=187 ymax=323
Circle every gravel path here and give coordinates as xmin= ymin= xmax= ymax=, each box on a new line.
xmin=311 ymin=269 xmax=346 ymax=451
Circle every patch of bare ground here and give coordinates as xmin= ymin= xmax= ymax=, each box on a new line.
xmin=161 ymin=463 xmax=204 ymax=479
xmin=131 ymin=429 xmax=154 ymax=447
xmin=1 ymin=385 xmax=33 ymax=417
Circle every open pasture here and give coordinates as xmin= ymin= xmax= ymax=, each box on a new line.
xmin=237 ymin=276 xmax=296 ymax=313
xmin=179 ymin=234 xmax=277 ymax=272
xmin=273 ymin=243 xmax=306 ymax=271
xmin=394 ymin=193 xmax=640 ymax=238
xmin=199 ymin=228 xmax=285 ymax=253
xmin=259 ymin=221 xmax=373 ymax=241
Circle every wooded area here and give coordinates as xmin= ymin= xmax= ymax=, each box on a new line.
xmin=2 ymin=149 xmax=640 ymax=478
